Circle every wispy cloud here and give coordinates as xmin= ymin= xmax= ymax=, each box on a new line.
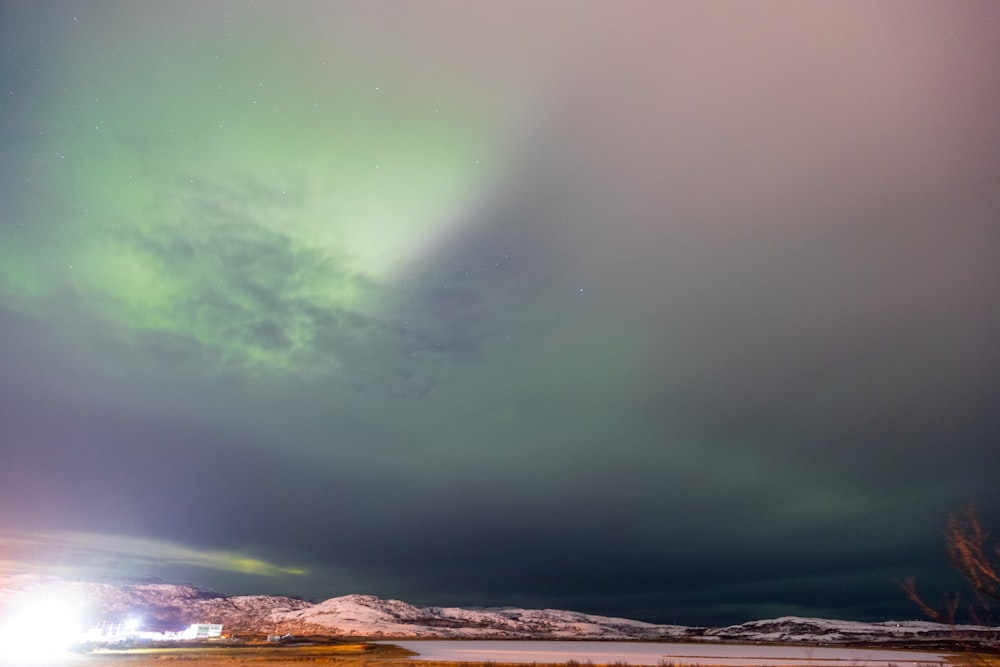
xmin=0 ymin=531 xmax=306 ymax=578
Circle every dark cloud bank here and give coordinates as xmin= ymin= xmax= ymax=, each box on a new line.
xmin=1 ymin=1 xmax=999 ymax=626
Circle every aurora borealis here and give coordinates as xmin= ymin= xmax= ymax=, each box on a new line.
xmin=3 ymin=1 xmax=505 ymax=374
xmin=2 ymin=1 xmax=1000 ymax=625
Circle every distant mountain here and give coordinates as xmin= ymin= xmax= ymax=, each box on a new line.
xmin=0 ymin=574 xmax=312 ymax=634
xmin=268 ymin=593 xmax=691 ymax=639
xmin=1 ymin=574 xmax=996 ymax=647
xmin=704 ymin=616 xmax=998 ymax=649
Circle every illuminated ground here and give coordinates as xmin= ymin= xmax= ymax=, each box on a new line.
xmin=3 ymin=641 xmax=411 ymax=666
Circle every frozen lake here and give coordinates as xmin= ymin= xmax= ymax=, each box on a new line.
xmin=388 ymin=640 xmax=949 ymax=666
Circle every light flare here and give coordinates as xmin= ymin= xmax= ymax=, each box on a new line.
xmin=0 ymin=590 xmax=85 ymax=661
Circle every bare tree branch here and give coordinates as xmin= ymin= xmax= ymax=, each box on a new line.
xmin=945 ymin=505 xmax=1000 ymax=625
xmin=904 ymin=503 xmax=1000 ymax=656
xmin=900 ymin=577 xmax=943 ymax=622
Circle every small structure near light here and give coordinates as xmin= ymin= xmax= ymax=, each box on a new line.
xmin=80 ymin=620 xmax=224 ymax=645
xmin=180 ymin=623 xmax=224 ymax=640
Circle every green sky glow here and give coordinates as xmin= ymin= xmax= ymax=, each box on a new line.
xmin=3 ymin=1 xmax=998 ymax=626
xmin=5 ymin=18 xmax=496 ymax=373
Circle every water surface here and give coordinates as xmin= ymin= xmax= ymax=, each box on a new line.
xmin=389 ymin=640 xmax=948 ymax=666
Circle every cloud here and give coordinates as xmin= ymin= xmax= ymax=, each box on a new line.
xmin=0 ymin=0 xmax=998 ymax=626
xmin=0 ymin=531 xmax=306 ymax=579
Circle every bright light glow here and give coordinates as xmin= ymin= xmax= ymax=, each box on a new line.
xmin=123 ymin=617 xmax=140 ymax=633
xmin=0 ymin=590 xmax=84 ymax=661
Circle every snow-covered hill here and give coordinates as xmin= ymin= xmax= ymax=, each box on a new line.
xmin=269 ymin=593 xmax=691 ymax=639
xmin=0 ymin=574 xmax=312 ymax=633
xmin=705 ymin=616 xmax=997 ymax=648
xmin=1 ymin=574 xmax=996 ymax=647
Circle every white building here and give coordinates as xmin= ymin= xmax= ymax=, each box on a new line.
xmin=180 ymin=623 xmax=224 ymax=639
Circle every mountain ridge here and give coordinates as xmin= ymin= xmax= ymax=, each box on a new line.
xmin=0 ymin=574 xmax=995 ymax=648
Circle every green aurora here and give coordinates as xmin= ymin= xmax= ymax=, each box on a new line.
xmin=2 ymin=16 xmax=497 ymax=374
xmin=2 ymin=1 xmax=999 ymax=626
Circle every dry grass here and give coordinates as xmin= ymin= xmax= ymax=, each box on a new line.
xmin=65 ymin=645 xmax=695 ymax=667
xmin=947 ymin=654 xmax=1000 ymax=667
xmin=75 ymin=641 xmax=411 ymax=666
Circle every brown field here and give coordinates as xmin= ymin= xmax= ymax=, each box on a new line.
xmin=64 ymin=642 xmax=609 ymax=667
xmin=67 ymin=641 xmax=414 ymax=666
xmin=67 ymin=641 xmax=409 ymax=666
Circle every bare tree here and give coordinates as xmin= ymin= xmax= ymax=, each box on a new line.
xmin=901 ymin=504 xmax=1000 ymax=653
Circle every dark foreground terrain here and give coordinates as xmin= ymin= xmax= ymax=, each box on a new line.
xmin=48 ymin=641 xmax=413 ymax=666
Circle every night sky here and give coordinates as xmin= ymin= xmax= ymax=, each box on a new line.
xmin=2 ymin=1 xmax=1000 ymax=627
